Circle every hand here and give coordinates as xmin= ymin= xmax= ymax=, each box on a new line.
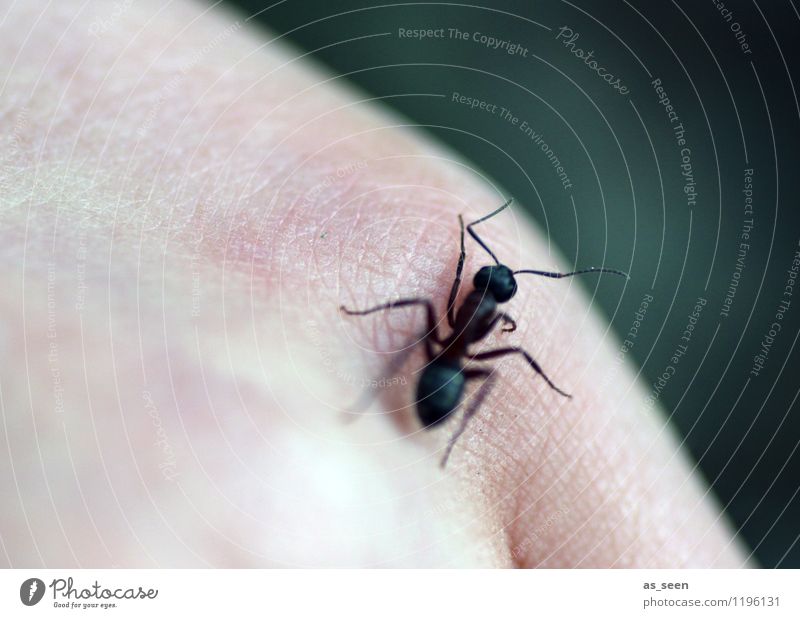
xmin=0 ymin=0 xmax=749 ymax=567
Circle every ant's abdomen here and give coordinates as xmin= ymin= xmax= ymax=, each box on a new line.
xmin=416 ymin=362 xmax=465 ymax=428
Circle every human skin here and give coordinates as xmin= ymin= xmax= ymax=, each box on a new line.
xmin=0 ymin=0 xmax=749 ymax=567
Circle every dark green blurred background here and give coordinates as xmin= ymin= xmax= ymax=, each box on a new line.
xmin=227 ymin=0 xmax=799 ymax=567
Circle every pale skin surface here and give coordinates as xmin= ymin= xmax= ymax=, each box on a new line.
xmin=0 ymin=1 xmax=750 ymax=567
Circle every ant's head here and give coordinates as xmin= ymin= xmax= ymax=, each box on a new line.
xmin=473 ymin=265 xmax=517 ymax=303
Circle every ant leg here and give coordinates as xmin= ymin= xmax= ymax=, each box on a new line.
xmin=446 ymin=215 xmax=466 ymax=329
xmin=466 ymin=198 xmax=513 ymax=265
xmin=489 ymin=311 xmax=516 ymax=333
xmin=499 ymin=313 xmax=516 ymax=333
xmin=440 ymin=369 xmax=495 ymax=468
xmin=470 ymin=346 xmax=571 ymax=398
xmin=340 ymin=297 xmax=440 ymax=343
xmin=473 ymin=311 xmax=517 ymax=343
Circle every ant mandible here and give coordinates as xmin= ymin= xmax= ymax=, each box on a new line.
xmin=340 ymin=199 xmax=628 ymax=467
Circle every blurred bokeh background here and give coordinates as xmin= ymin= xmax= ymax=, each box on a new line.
xmin=227 ymin=0 xmax=800 ymax=567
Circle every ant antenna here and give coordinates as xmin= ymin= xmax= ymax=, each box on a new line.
xmin=466 ymin=198 xmax=514 ymax=265
xmin=514 ymin=266 xmax=630 ymax=279
xmin=469 ymin=199 xmax=631 ymax=281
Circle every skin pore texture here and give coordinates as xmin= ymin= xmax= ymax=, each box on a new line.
xmin=0 ymin=0 xmax=750 ymax=567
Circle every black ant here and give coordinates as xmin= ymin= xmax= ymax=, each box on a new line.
xmin=340 ymin=199 xmax=628 ymax=467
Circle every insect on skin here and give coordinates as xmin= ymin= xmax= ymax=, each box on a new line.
xmin=340 ymin=199 xmax=629 ymax=467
